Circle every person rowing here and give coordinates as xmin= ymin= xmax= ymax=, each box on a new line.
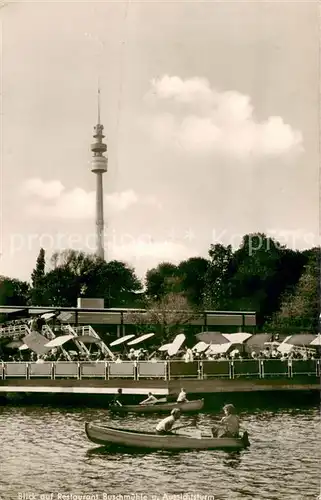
xmin=177 ymin=388 xmax=188 ymax=403
xmin=139 ymin=392 xmax=158 ymax=405
xmin=156 ymin=408 xmax=181 ymax=434
xmin=211 ymin=404 xmax=240 ymax=438
xmin=110 ymin=388 xmax=123 ymax=407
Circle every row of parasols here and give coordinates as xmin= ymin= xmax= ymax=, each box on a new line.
xmin=5 ymin=332 xmax=156 ymax=352
xmin=5 ymin=331 xmax=321 ymax=355
xmin=192 ymin=331 xmax=321 ymax=356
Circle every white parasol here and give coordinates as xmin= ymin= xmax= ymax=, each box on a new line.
xmin=224 ymin=332 xmax=252 ymax=344
xmin=158 ymin=343 xmax=172 ymax=352
xmin=110 ymin=335 xmax=135 ymax=347
xmin=167 ymin=334 xmax=186 ymax=356
xmin=18 ymin=344 xmax=29 ymax=351
xmin=207 ymin=343 xmax=232 ymax=355
xmin=127 ymin=333 xmax=155 ymax=346
xmin=45 ymin=334 xmax=75 ymax=348
xmin=310 ymin=334 xmax=321 ymax=346
xmin=192 ymin=341 xmax=209 ymax=353
xmin=41 ymin=312 xmax=56 ymax=320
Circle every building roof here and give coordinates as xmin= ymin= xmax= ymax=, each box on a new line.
xmin=0 ymin=305 xmax=256 ymax=326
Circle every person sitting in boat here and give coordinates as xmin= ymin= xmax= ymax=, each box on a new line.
xmin=139 ymin=392 xmax=158 ymax=405
xmin=177 ymin=388 xmax=188 ymax=403
xmin=110 ymin=388 xmax=123 ymax=407
xmin=211 ymin=404 xmax=240 ymax=438
xmin=156 ymin=408 xmax=181 ymax=435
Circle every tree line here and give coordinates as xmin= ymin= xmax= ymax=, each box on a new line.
xmin=0 ymin=233 xmax=319 ymax=333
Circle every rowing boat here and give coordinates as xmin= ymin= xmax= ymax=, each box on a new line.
xmin=85 ymin=422 xmax=250 ymax=450
xmin=109 ymin=399 xmax=204 ymax=414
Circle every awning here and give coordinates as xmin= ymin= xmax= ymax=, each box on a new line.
xmin=29 ymin=309 xmax=53 ymax=315
xmin=127 ymin=333 xmax=154 ymax=346
xmin=44 ymin=334 xmax=74 ymax=348
xmin=0 ymin=307 xmax=28 ymax=315
xmin=110 ymin=335 xmax=135 ymax=347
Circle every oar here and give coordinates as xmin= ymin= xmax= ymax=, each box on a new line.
xmin=154 ymin=397 xmax=167 ymax=404
xmin=140 ymin=397 xmax=167 ymax=405
xmin=172 ymin=416 xmax=198 ymax=432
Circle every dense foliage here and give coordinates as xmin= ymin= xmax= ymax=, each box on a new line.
xmin=0 ymin=233 xmax=319 ymax=332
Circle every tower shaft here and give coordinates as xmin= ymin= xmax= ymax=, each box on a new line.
xmin=96 ymin=172 xmax=104 ymax=260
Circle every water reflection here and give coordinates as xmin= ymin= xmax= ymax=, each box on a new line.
xmin=222 ymin=450 xmax=243 ymax=468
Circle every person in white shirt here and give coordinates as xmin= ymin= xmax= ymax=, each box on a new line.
xmin=211 ymin=404 xmax=240 ymax=438
xmin=156 ymin=409 xmax=181 ymax=435
xmin=187 ymin=348 xmax=194 ymax=362
xmin=177 ymin=388 xmax=188 ymax=403
xmin=139 ymin=392 xmax=158 ymax=405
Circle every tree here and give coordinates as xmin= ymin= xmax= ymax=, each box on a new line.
xmin=269 ymin=248 xmax=320 ymax=333
xmin=177 ymin=257 xmax=209 ymax=306
xmin=145 ymin=258 xmax=210 ymax=307
xmin=40 ymin=250 xmax=142 ymax=307
xmin=201 ymin=234 xmax=308 ymax=327
xmin=0 ymin=277 xmax=30 ymax=306
xmin=30 ymin=248 xmax=46 ymax=305
xmin=125 ymin=292 xmax=201 ymax=342
xmin=145 ymin=262 xmax=181 ymax=300
xmin=203 ymin=243 xmax=233 ymax=309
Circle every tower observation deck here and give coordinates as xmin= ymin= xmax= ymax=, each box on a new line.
xmin=90 ymin=89 xmax=107 ymax=260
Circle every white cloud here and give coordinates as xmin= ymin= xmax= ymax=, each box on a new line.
xmin=21 ymin=178 xmax=161 ymax=219
xmin=150 ymin=75 xmax=214 ymax=104
xmin=24 ymin=178 xmax=65 ymax=199
xmin=146 ymin=75 xmax=303 ymax=158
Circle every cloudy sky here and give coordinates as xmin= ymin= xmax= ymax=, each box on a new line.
xmin=0 ymin=0 xmax=319 ymax=282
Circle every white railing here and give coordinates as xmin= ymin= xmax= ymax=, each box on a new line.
xmin=0 ymin=324 xmax=31 ymax=337
xmin=0 ymin=359 xmax=319 ymax=381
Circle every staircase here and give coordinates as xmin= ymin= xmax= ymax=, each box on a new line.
xmin=61 ymin=324 xmax=91 ymax=357
xmin=41 ymin=324 xmax=71 ymax=361
xmin=74 ymin=325 xmax=115 ymax=359
xmin=0 ymin=322 xmax=114 ymax=360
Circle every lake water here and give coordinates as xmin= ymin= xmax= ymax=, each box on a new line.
xmin=0 ymin=403 xmax=320 ymax=500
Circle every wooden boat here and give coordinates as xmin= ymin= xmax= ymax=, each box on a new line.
xmin=109 ymin=399 xmax=204 ymax=414
xmin=85 ymin=422 xmax=250 ymax=450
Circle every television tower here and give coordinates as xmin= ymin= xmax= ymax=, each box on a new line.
xmin=91 ymin=87 xmax=107 ymax=260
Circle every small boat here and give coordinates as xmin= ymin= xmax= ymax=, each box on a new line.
xmin=85 ymin=422 xmax=250 ymax=450
xmin=109 ymin=399 xmax=204 ymax=414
